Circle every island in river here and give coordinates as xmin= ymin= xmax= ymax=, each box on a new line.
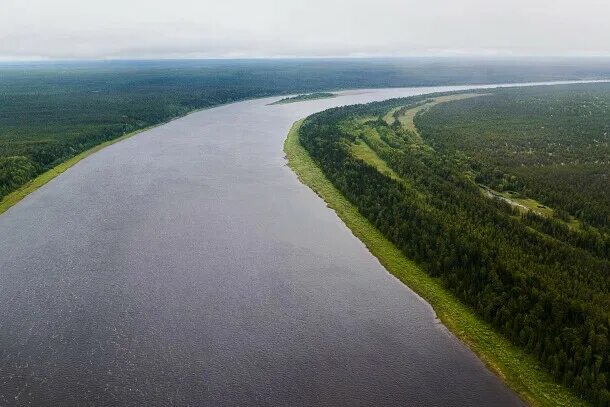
xmin=269 ymin=92 xmax=337 ymax=104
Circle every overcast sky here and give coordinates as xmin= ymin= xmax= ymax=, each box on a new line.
xmin=1 ymin=0 xmax=609 ymax=60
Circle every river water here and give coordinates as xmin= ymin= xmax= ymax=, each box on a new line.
xmin=0 ymin=83 xmax=569 ymax=405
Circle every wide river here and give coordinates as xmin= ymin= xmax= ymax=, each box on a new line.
xmin=1 ymin=83 xmax=574 ymax=406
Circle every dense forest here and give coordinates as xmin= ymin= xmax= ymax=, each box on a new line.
xmin=415 ymin=84 xmax=610 ymax=232
xmin=2 ymin=58 xmax=610 ymax=201
xmin=298 ymin=84 xmax=610 ymax=405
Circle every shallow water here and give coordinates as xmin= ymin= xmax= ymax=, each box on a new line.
xmin=0 ymin=83 xmax=564 ymax=405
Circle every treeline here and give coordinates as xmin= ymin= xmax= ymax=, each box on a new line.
xmin=299 ymin=88 xmax=610 ymax=405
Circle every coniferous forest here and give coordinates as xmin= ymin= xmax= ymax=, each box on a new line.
xmin=299 ymin=83 xmax=610 ymax=406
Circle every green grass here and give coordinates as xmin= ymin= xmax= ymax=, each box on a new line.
xmin=500 ymin=191 xmax=555 ymax=217
xmin=351 ymin=140 xmax=401 ymax=181
xmin=383 ymin=106 xmax=402 ymax=125
xmin=284 ymin=119 xmax=588 ymax=407
xmin=480 ymin=186 xmax=584 ymax=230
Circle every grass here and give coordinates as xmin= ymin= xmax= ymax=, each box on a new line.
xmin=500 ymin=191 xmax=555 ymax=217
xmin=350 ymin=141 xmax=401 ymax=181
xmin=284 ymin=119 xmax=588 ymax=407
xmin=481 ymin=186 xmax=583 ymax=230
xmin=383 ymin=106 xmax=402 ymax=125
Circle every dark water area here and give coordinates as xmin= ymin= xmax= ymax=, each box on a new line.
xmin=0 ymin=84 xmax=560 ymax=405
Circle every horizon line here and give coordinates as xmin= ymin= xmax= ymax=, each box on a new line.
xmin=2 ymin=54 xmax=610 ymax=64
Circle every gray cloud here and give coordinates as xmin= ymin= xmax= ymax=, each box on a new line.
xmin=1 ymin=0 xmax=609 ymax=60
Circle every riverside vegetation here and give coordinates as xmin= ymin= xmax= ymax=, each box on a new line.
xmin=2 ymin=59 xmax=610 ymax=210
xmin=293 ymin=83 xmax=610 ymax=406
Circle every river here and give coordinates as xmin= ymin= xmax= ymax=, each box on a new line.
xmin=0 ymin=83 xmax=573 ymax=405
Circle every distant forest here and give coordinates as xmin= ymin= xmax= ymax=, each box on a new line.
xmin=298 ymin=83 xmax=609 ymax=406
xmin=1 ymin=58 xmax=610 ymax=201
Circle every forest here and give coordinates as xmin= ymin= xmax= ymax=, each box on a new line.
xmin=298 ymin=84 xmax=610 ymax=406
xmin=2 ymin=58 xmax=610 ymax=202
xmin=415 ymin=84 xmax=610 ymax=232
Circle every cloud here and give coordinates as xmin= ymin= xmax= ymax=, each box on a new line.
xmin=1 ymin=0 xmax=609 ymax=59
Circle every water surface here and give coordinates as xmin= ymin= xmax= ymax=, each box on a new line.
xmin=0 ymin=84 xmax=544 ymax=405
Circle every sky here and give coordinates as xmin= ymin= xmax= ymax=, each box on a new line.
xmin=1 ymin=0 xmax=610 ymax=60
